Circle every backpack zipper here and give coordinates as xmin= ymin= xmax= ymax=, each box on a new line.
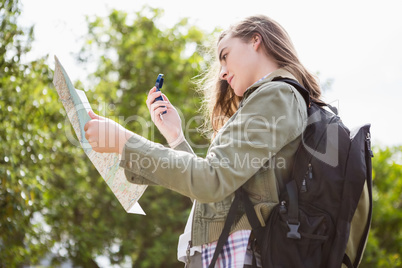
xmin=308 ymin=163 xmax=313 ymax=180
xmin=300 ymin=163 xmax=312 ymax=193
xmin=366 ymin=133 xmax=374 ymax=157
xmin=279 ymin=201 xmax=287 ymax=214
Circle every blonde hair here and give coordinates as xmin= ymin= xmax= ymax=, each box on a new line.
xmin=197 ymin=15 xmax=322 ymax=140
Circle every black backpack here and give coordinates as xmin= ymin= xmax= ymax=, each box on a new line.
xmin=209 ymin=78 xmax=373 ymax=268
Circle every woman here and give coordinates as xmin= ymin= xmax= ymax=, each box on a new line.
xmin=84 ymin=15 xmax=321 ymax=267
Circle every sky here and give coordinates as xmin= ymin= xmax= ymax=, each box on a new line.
xmin=19 ymin=0 xmax=402 ymax=147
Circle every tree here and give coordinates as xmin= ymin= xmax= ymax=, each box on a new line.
xmin=0 ymin=0 xmax=83 ymax=266
xmin=41 ymin=7 xmax=211 ymax=267
xmin=78 ymin=7 xmax=210 ymax=153
xmin=1 ymin=3 xmax=211 ymax=266
xmin=360 ymin=146 xmax=402 ymax=267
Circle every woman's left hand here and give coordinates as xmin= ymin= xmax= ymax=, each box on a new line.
xmin=84 ymin=110 xmax=134 ymax=154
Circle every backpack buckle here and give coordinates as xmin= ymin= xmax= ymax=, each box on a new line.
xmin=286 ymin=221 xmax=301 ymax=239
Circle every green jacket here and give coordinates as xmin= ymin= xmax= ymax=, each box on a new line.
xmin=119 ymin=69 xmax=307 ymax=246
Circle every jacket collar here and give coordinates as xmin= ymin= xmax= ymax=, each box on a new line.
xmin=241 ymin=68 xmax=298 ymax=101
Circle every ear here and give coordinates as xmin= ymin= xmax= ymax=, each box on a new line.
xmin=252 ymin=33 xmax=262 ymax=51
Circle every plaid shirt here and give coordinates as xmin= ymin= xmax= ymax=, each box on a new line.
xmin=201 ymin=230 xmax=261 ymax=268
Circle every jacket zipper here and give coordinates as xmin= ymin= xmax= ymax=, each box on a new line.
xmin=186 ymin=200 xmax=196 ymax=266
xmin=185 ymin=240 xmax=192 ymax=266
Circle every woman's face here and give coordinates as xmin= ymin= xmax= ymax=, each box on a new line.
xmin=217 ymin=35 xmax=261 ymax=96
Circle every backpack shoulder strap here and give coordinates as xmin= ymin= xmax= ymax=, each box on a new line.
xmin=271 ymin=77 xmax=310 ymax=107
xmin=208 ymin=188 xmax=264 ymax=268
xmin=271 ymin=77 xmax=339 ymax=115
xmin=208 ymin=191 xmax=241 ymax=268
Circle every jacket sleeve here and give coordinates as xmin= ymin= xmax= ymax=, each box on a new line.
xmin=121 ymin=138 xmax=196 ymax=186
xmin=119 ymin=82 xmax=306 ymax=203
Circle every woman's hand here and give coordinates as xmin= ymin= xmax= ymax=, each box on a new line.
xmin=146 ymin=87 xmax=184 ymax=147
xmin=84 ymin=111 xmax=134 ymax=154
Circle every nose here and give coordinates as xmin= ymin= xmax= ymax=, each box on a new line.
xmin=220 ymin=65 xmax=228 ymax=80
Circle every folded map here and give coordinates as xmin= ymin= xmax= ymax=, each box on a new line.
xmin=53 ymin=56 xmax=146 ymax=214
